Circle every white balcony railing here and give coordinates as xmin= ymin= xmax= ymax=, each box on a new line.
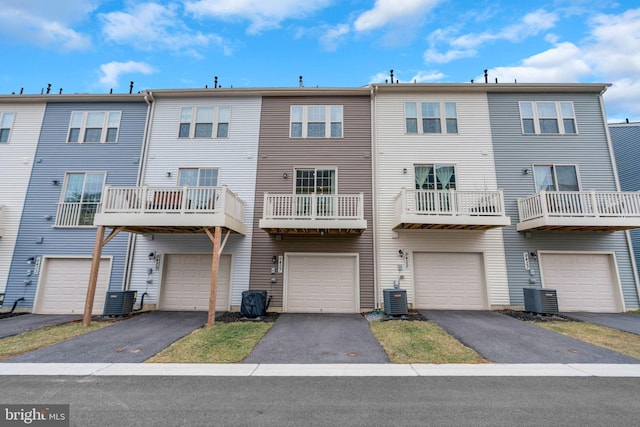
xmin=55 ymin=201 xmax=101 ymax=227
xmin=518 ymin=190 xmax=640 ymax=222
xmin=395 ymin=189 xmax=506 ymax=217
xmin=98 ymin=185 xmax=245 ymax=221
xmin=262 ymin=193 xmax=364 ymax=221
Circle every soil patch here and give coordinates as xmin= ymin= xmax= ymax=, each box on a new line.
xmin=498 ymin=309 xmax=573 ymax=322
xmin=216 ymin=311 xmax=280 ymax=323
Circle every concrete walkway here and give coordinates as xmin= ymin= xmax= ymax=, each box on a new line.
xmin=421 ymin=310 xmax=639 ymax=364
xmin=563 ymin=312 xmax=640 ymax=335
xmin=243 ymin=313 xmax=389 ymax=364
xmin=0 ymin=314 xmax=81 ymax=339
xmin=6 ymin=311 xmax=208 ymax=363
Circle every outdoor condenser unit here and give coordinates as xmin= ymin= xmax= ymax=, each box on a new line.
xmin=523 ymin=287 xmax=559 ymax=315
xmin=383 ymin=288 xmax=408 ymax=316
xmin=103 ymin=290 xmax=137 ymax=316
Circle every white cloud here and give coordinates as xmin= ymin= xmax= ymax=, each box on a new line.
xmin=410 ymin=70 xmax=446 ymax=83
xmin=0 ymin=0 xmax=94 ymax=50
xmin=100 ymin=2 xmax=231 ymax=54
xmin=185 ymin=0 xmax=333 ymax=34
xmin=354 ymin=0 xmax=442 ymax=32
xmin=369 ymin=69 xmax=445 ymax=84
xmin=424 ymin=48 xmax=474 ymax=64
xmin=98 ymin=61 xmax=157 ymax=88
xmin=319 ymin=24 xmax=350 ymax=51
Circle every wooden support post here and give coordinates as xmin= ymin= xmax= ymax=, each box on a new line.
xmin=205 ymin=226 xmax=222 ymax=328
xmin=83 ymin=225 xmax=105 ymax=327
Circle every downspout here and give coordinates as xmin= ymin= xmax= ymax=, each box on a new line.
xmin=370 ymin=84 xmax=380 ymax=310
xmin=599 ymin=87 xmax=639 ymax=310
xmin=123 ymin=91 xmax=155 ymax=292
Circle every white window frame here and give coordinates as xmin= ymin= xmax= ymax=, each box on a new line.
xmin=55 ymin=172 xmax=106 ymax=228
xmin=289 ymin=106 xmax=343 ymax=139
xmin=67 ymin=111 xmax=122 ymax=144
xmin=532 ymin=164 xmax=581 ymax=192
xmin=178 ymin=106 xmax=231 ymax=139
xmin=405 ymin=102 xmax=458 ymax=135
xmin=414 ymin=163 xmax=457 ymax=190
xmin=0 ymin=112 xmax=16 ymax=143
xmin=293 ymin=167 xmax=338 ymax=194
xmin=519 ymin=101 xmax=578 ymax=135
xmin=177 ymin=167 xmax=220 ymax=186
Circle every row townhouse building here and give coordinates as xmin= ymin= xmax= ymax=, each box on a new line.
xmin=1 ymin=82 xmax=639 ymax=319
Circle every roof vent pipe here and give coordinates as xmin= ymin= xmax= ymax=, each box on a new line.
xmin=59 ymin=88 xmax=63 ymax=94
xmin=129 ymin=81 xmax=134 ymax=94
xmin=471 ymin=79 xmax=474 ymax=84
xmin=495 ymin=78 xmax=498 ymax=84
xmin=484 ymin=70 xmax=488 ymax=84
xmin=214 ymin=76 xmax=218 ymax=88
xmin=20 ymin=88 xmax=24 ymax=94
xmin=299 ymin=75 xmax=304 ymax=88
xmin=390 ymin=69 xmax=394 ymax=84
xmin=110 ymin=88 xmax=113 ymax=94
xmin=46 ymin=83 xmax=51 ymax=94
xmin=627 ymin=118 xmax=630 ymax=123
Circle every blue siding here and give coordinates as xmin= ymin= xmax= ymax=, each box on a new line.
xmin=489 ymin=93 xmax=640 ymax=309
xmin=4 ymin=101 xmax=147 ymax=309
xmin=610 ymin=123 xmax=640 ymax=294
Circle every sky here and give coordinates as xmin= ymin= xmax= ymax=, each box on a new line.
xmin=1 ymin=0 xmax=639 ymax=122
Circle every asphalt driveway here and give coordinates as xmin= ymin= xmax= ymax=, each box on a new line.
xmin=6 ymin=311 xmax=208 ymax=363
xmin=0 ymin=314 xmax=81 ymax=339
xmin=421 ymin=310 xmax=639 ymax=364
xmin=563 ymin=312 xmax=640 ymax=335
xmin=243 ymin=313 xmax=389 ymax=364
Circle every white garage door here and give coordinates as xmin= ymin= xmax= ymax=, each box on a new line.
xmin=159 ymin=254 xmax=231 ymax=311
xmin=414 ymin=252 xmax=487 ymax=310
xmin=540 ymin=253 xmax=621 ymax=312
xmin=35 ymin=258 xmax=111 ymax=315
xmin=285 ymin=254 xmax=358 ymax=313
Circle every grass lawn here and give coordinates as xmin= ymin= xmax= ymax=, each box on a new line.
xmin=0 ymin=321 xmax=111 ymax=361
xmin=146 ymin=322 xmax=272 ymax=363
xmin=534 ymin=321 xmax=640 ymax=360
xmin=369 ymin=320 xmax=487 ymax=364
xmin=629 ymin=310 xmax=640 ymax=315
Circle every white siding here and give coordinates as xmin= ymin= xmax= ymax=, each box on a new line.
xmin=129 ymin=96 xmax=261 ymax=307
xmin=0 ymin=102 xmax=45 ymax=292
xmin=373 ymin=91 xmax=509 ymax=307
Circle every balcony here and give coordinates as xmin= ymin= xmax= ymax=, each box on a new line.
xmin=517 ymin=190 xmax=640 ymax=231
xmin=393 ymin=189 xmax=510 ymax=230
xmin=93 ymin=185 xmax=246 ymax=234
xmin=259 ymin=193 xmax=367 ymax=234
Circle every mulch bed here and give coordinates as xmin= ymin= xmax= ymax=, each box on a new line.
xmin=365 ymin=310 xmax=427 ymax=322
xmin=498 ymin=309 xmax=573 ymax=322
xmin=216 ymin=311 xmax=280 ymax=323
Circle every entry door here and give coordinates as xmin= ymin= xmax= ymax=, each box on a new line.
xmin=179 ymin=168 xmax=219 ymax=210
xmin=295 ymin=168 xmax=336 ymax=217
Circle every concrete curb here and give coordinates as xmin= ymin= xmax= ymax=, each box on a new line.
xmin=2 ymin=363 xmax=640 ymax=377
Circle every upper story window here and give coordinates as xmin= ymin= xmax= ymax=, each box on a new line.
xmin=415 ymin=164 xmax=457 ymax=190
xmin=290 ymin=105 xmax=343 ymax=138
xmin=0 ymin=112 xmax=16 ymax=143
xmin=67 ymin=111 xmax=122 ymax=143
xmin=179 ymin=106 xmax=230 ymax=139
xmin=56 ymin=172 xmax=106 ymax=227
xmin=405 ymin=102 xmax=458 ymax=134
xmin=533 ymin=165 xmax=579 ymax=192
xmin=519 ymin=101 xmax=577 ymax=135
xmin=178 ymin=167 xmax=219 ymax=186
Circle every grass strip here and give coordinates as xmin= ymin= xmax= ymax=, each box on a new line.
xmin=369 ymin=320 xmax=487 ymax=364
xmin=146 ymin=322 xmax=272 ymax=363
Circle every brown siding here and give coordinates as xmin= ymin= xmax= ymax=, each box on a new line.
xmin=249 ymin=95 xmax=374 ymax=310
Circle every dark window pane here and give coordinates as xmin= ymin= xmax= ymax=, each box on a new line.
xmin=446 ymin=118 xmax=458 ymax=133
xmin=522 ymin=119 xmax=535 ymax=134
xmin=540 ymin=119 xmax=559 ymax=134
xmin=406 ymin=118 xmax=418 ymax=133
xmin=84 ymin=128 xmax=102 ymax=142
xmin=217 ymin=123 xmax=229 ymax=138
xmin=331 ymin=122 xmax=342 ymax=138
xmin=423 ymin=118 xmax=441 ymax=133
xmin=556 ymin=166 xmax=579 ymax=191
xmin=194 ymin=123 xmax=213 ymax=138
xmin=563 ymin=119 xmax=576 ymax=134
xmin=68 ymin=128 xmax=80 ymax=142
xmin=308 ymin=122 xmax=325 ymax=137
xmin=179 ymin=123 xmax=190 ymax=138
xmin=291 ymin=122 xmax=302 ymax=138
xmin=106 ymin=128 xmax=118 ymax=142
xmin=1 ymin=128 xmax=10 ymax=142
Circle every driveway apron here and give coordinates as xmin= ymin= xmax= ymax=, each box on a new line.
xmin=421 ymin=310 xmax=639 ymax=364
xmin=563 ymin=312 xmax=640 ymax=335
xmin=6 ymin=311 xmax=207 ymax=363
xmin=243 ymin=313 xmax=389 ymax=364
xmin=0 ymin=314 xmax=81 ymax=339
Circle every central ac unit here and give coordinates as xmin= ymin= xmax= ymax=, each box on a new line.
xmin=103 ymin=290 xmax=137 ymax=316
xmin=523 ymin=287 xmax=559 ymax=314
xmin=383 ymin=288 xmax=408 ymax=316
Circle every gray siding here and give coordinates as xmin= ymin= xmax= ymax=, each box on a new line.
xmin=610 ymin=123 xmax=640 ymax=295
xmin=249 ymin=95 xmax=374 ymax=310
xmin=489 ymin=93 xmax=640 ymax=308
xmin=4 ymin=101 xmax=147 ymax=309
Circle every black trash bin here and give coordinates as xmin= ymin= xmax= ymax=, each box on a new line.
xmin=240 ymin=290 xmax=271 ymax=318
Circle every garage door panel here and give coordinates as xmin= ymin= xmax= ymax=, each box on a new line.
xmin=35 ymin=258 xmax=111 ymax=315
xmin=160 ymin=254 xmax=230 ymax=311
xmin=286 ymin=255 xmax=357 ymax=313
xmin=540 ymin=253 xmax=620 ymax=312
xmin=414 ymin=252 xmax=486 ymax=310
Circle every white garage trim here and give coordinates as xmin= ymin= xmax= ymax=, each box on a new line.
xmin=33 ymin=256 xmax=113 ymax=315
xmin=283 ymin=252 xmax=359 ymax=313
xmin=158 ymin=253 xmax=232 ymax=311
xmin=538 ymin=251 xmax=626 ymax=312
xmin=413 ymin=252 xmax=488 ymax=310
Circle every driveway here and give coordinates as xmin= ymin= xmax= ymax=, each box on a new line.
xmin=563 ymin=312 xmax=640 ymax=335
xmin=0 ymin=314 xmax=81 ymax=339
xmin=6 ymin=311 xmax=208 ymax=363
xmin=243 ymin=313 xmax=389 ymax=364
xmin=421 ymin=310 xmax=639 ymax=364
